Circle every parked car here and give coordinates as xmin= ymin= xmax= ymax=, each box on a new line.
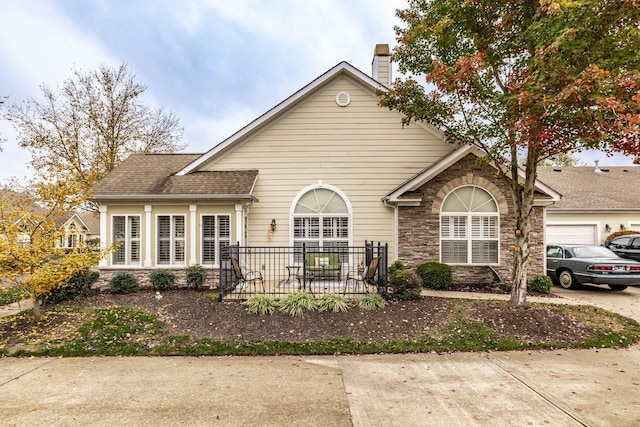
xmin=604 ymin=234 xmax=640 ymax=261
xmin=546 ymin=244 xmax=640 ymax=290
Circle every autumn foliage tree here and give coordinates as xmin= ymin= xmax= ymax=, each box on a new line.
xmin=4 ymin=64 xmax=185 ymax=211
xmin=0 ymin=177 xmax=110 ymax=321
xmin=381 ymin=0 xmax=640 ymax=306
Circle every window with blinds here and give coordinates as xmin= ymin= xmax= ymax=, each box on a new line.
xmin=202 ymin=215 xmax=230 ymax=265
xmin=292 ymin=187 xmax=350 ymax=263
xmin=112 ymin=215 xmax=141 ymax=265
xmin=440 ymin=186 xmax=499 ymax=264
xmin=157 ymin=215 xmax=185 ymax=265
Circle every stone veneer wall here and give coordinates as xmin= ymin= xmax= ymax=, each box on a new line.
xmin=94 ymin=268 xmax=219 ymax=291
xmin=397 ymin=154 xmax=545 ymax=286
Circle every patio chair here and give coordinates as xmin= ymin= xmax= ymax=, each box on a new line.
xmin=230 ymin=257 xmax=265 ymax=296
xmin=344 ymin=256 xmax=381 ymax=295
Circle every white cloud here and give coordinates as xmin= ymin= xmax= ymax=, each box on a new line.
xmin=1 ymin=0 xmax=634 ymax=183
xmin=0 ymin=0 xmax=116 ymax=96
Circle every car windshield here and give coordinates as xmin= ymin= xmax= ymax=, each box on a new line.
xmin=573 ymin=246 xmax=618 ymax=258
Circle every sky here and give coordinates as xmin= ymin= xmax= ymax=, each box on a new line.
xmin=0 ymin=0 xmax=635 ymax=182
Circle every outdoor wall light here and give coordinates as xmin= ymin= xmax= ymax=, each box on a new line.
xmin=605 ymin=224 xmax=611 ymax=232
xmin=621 ymin=224 xmax=625 ymax=231
xmin=271 ymin=219 xmax=277 ymax=232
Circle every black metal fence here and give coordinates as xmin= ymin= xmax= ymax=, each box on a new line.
xmin=219 ymin=241 xmax=388 ymax=300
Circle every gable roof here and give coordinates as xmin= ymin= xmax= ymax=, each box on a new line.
xmin=175 ymin=61 xmax=445 ymax=175
xmin=537 ymin=166 xmax=640 ymax=210
xmin=61 ymin=211 xmax=100 ymax=233
xmin=93 ymin=153 xmax=258 ymax=201
xmin=384 ymin=145 xmax=561 ymax=206
xmin=78 ymin=212 xmax=100 ymax=233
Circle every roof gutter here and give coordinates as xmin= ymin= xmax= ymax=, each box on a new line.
xmin=93 ymin=194 xmax=259 ymax=202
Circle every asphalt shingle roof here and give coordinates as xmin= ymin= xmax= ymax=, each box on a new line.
xmin=93 ymin=154 xmax=258 ymax=199
xmin=537 ymin=165 xmax=640 ymax=210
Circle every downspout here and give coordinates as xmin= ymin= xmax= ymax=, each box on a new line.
xmin=382 ymin=198 xmax=398 ymax=263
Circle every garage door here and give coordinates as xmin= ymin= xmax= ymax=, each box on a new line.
xmin=546 ymin=224 xmax=597 ymax=245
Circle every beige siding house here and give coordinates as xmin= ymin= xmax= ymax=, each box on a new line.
xmin=93 ymin=44 xmax=559 ymax=288
xmin=58 ymin=212 xmax=100 ymax=249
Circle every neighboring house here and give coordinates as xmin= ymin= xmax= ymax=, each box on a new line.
xmin=538 ymin=164 xmax=640 ymax=245
xmin=93 ymin=44 xmax=560 ymax=287
xmin=0 ymin=189 xmax=45 ymax=247
xmin=58 ymin=212 xmax=101 ymax=249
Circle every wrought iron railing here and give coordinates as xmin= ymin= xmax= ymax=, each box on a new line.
xmin=219 ymin=242 xmax=388 ymax=300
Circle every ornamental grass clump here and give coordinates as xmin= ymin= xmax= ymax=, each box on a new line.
xmin=245 ymin=295 xmax=277 ymax=315
xmin=357 ymin=293 xmax=386 ymax=310
xmin=317 ymin=293 xmax=349 ymax=313
xmin=278 ymin=290 xmax=315 ymax=316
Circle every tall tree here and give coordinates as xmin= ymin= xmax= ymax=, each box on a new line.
xmin=0 ymin=176 xmax=110 ymax=321
xmin=381 ymin=0 xmax=640 ymax=306
xmin=5 ymin=64 xmax=185 ymax=210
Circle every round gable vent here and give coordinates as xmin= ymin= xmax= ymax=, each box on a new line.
xmin=336 ymin=92 xmax=351 ymax=107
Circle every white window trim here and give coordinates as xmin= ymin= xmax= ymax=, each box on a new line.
xmin=200 ymin=213 xmax=231 ymax=267
xmin=111 ymin=215 xmax=142 ymax=267
xmin=156 ymin=214 xmax=186 ymax=266
xmin=440 ymin=186 xmax=500 ymax=265
xmin=289 ymin=182 xmax=353 ymax=264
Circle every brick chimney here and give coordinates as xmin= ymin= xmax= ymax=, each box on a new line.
xmin=371 ymin=44 xmax=391 ymax=86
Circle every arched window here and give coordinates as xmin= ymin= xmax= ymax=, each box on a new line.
xmin=440 ymin=186 xmax=499 ymax=264
xmin=292 ymin=185 xmax=351 ymax=258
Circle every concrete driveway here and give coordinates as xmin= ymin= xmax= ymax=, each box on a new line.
xmin=551 ymin=283 xmax=640 ymax=323
xmin=1 ymin=286 xmax=640 ymax=426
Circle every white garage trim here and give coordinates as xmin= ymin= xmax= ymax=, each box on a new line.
xmin=546 ymin=222 xmax=599 ymax=245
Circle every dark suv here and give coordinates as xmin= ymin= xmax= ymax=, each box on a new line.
xmin=605 ymin=234 xmax=640 ymax=261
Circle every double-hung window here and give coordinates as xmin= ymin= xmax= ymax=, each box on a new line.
xmin=201 ymin=215 xmax=230 ymax=265
xmin=441 ymin=186 xmax=499 ymax=264
xmin=157 ymin=215 xmax=185 ymax=265
xmin=112 ymin=215 xmax=141 ymax=265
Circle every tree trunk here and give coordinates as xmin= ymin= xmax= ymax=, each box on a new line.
xmin=510 ymin=233 xmax=529 ymax=307
xmin=508 ymin=147 xmax=539 ymax=308
xmin=31 ymin=296 xmax=41 ymax=322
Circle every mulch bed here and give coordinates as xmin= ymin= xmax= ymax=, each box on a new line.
xmin=66 ymin=288 xmax=590 ymax=345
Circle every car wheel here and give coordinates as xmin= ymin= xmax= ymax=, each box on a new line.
xmin=558 ymin=270 xmax=577 ymax=289
xmin=608 ymin=285 xmax=628 ymax=291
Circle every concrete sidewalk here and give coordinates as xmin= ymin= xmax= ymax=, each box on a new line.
xmin=2 ymin=349 xmax=639 ymax=426
xmin=2 ymin=288 xmax=640 ymax=425
xmin=0 ymin=298 xmax=32 ymax=318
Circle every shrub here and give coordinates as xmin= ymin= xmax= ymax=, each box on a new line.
xmin=246 ymin=295 xmax=277 ymax=315
xmin=529 ymin=274 xmax=552 ymax=294
xmin=109 ymin=271 xmax=139 ymax=294
xmin=604 ymin=229 xmax=640 ymax=245
xmin=415 ymin=262 xmax=452 ymax=289
xmin=185 ymin=265 xmax=207 ymax=289
xmin=388 ymin=260 xmax=405 ymax=275
xmin=357 ymin=293 xmax=386 ymax=310
xmin=150 ymin=269 xmax=175 ymax=290
xmin=279 ymin=290 xmax=315 ymax=316
xmin=317 ymin=293 xmax=349 ymax=313
xmin=390 ymin=269 xmax=422 ymax=300
xmin=41 ymin=269 xmax=99 ymax=305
